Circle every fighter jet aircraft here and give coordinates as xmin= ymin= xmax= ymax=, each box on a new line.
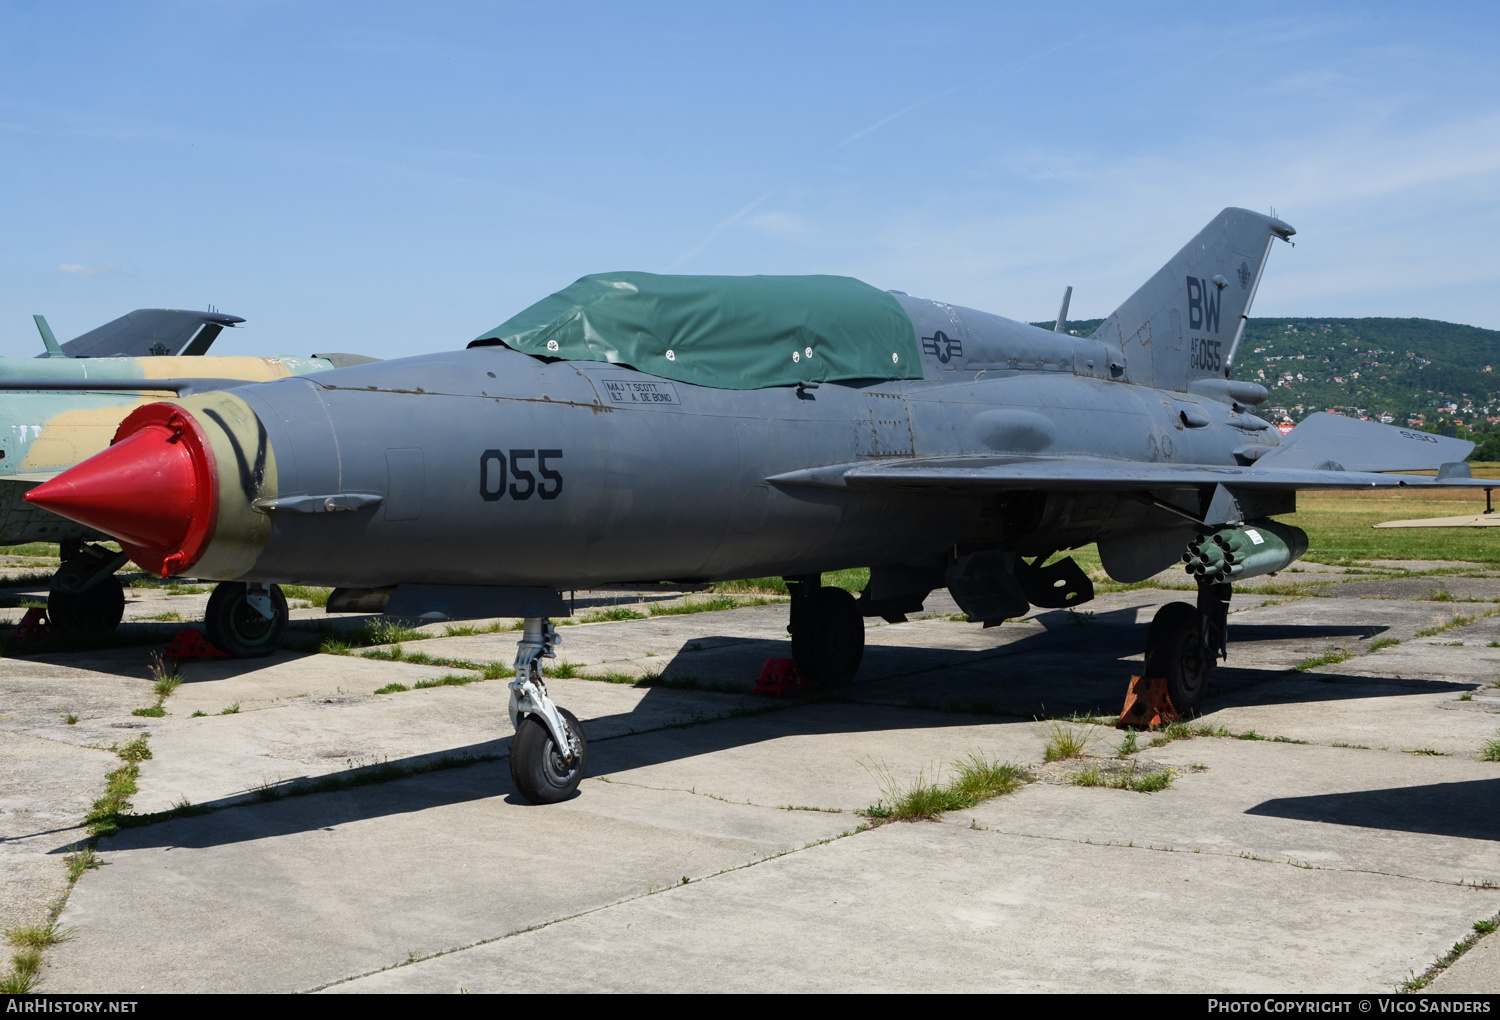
xmin=2 ymin=309 xmax=375 ymax=637
xmin=25 ymin=208 xmax=1497 ymax=804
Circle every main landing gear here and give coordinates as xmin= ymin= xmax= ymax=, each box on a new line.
xmin=1144 ymin=580 xmax=1231 ymax=717
xmin=204 ymin=582 xmax=289 ymax=658
xmin=787 ymin=576 xmax=866 ymax=686
xmin=508 ymin=618 xmax=588 ymax=804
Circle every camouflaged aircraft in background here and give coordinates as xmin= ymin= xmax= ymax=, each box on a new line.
xmin=1 ymin=308 xmax=375 ymax=638
xmin=28 ymin=208 xmax=1500 ymax=803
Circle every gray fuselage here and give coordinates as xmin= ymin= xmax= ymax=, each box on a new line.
xmin=224 ymin=296 xmax=1276 ymax=590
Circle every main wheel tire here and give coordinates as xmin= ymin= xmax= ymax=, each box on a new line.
xmin=48 ymin=577 xmax=125 ymax=635
xmin=510 ymin=707 xmax=587 ymax=804
xmin=1145 ymin=601 xmax=1210 ymax=716
xmin=791 ymin=585 xmax=865 ymax=687
xmin=204 ymin=583 xmax=288 ymax=658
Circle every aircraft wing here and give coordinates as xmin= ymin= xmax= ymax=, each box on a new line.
xmin=0 ymin=378 xmax=257 ymax=395
xmin=769 ymin=456 xmax=1499 ymax=492
xmin=1254 ymin=412 xmax=1474 ymax=471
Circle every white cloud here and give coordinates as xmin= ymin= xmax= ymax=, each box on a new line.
xmin=742 ymin=212 xmax=810 ymax=238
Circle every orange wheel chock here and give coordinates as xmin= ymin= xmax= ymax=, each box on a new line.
xmin=1118 ymin=675 xmax=1180 ymax=730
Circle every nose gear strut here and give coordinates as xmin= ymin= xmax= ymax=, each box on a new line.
xmin=508 ymin=617 xmax=588 ymax=803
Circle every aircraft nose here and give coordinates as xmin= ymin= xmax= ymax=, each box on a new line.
xmin=24 ymin=403 xmax=219 ymax=576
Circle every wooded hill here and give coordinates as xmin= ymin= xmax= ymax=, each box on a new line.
xmin=1031 ymin=316 xmax=1500 ymax=455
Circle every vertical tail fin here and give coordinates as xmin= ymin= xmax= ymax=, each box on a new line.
xmin=1091 ymin=208 xmax=1294 ymax=391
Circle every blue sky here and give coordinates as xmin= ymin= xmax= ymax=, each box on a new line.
xmin=2 ymin=1 xmax=1497 ymax=359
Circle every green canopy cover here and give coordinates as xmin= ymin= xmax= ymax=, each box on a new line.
xmin=470 ymin=272 xmax=922 ymax=390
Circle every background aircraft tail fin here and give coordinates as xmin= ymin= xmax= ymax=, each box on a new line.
xmin=1091 ymin=208 xmax=1294 ymax=391
xmin=36 ymin=308 xmax=245 ymax=359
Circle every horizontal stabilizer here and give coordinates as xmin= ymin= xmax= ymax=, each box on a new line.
xmin=769 ymin=455 xmax=1500 ymax=494
xmin=1256 ymin=412 xmax=1473 ymax=472
xmin=41 ymin=309 xmax=244 ymax=359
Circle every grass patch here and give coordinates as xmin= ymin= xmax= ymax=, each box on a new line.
xmin=1117 ymin=730 xmax=1139 ymax=757
xmin=63 ymin=713 xmax=77 ymax=725
xmin=1072 ymin=761 xmax=1175 ymax=793
xmin=220 ymin=702 xmax=240 ymax=715
xmin=130 ymin=703 xmax=165 ymax=717
xmin=581 ymin=607 xmax=647 ymax=623
xmin=1043 ymin=721 xmax=1096 ymax=762
xmin=715 ymin=569 xmax=868 ymax=596
xmin=1403 ymin=748 xmax=1446 ymax=756
xmin=862 ymin=753 xmax=1030 ymax=821
xmin=143 ymin=611 xmax=184 ymax=622
xmin=189 ymin=710 xmax=207 ymax=717
xmin=1480 ymin=736 xmax=1500 ymax=762
xmin=649 ymin=596 xmax=771 ymax=617
xmin=1369 ymin=637 xmax=1401 ymax=652
xmin=374 ymin=683 xmax=409 ymax=694
xmin=281 ymin=585 xmax=331 ymax=607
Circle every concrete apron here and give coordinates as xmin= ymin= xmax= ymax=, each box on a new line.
xmin=1 ymin=584 xmax=1497 ymax=992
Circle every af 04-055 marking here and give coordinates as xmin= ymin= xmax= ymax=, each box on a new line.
xmin=480 ymin=449 xmax=563 ymax=502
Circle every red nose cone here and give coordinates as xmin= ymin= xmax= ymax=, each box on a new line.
xmin=25 ymin=403 xmax=219 ymax=576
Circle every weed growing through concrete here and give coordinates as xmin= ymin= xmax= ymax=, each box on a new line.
xmin=220 ymin=702 xmax=240 ymax=715
xmin=85 ymin=736 xmax=151 ymax=835
xmin=63 ymin=713 xmax=77 ymax=725
xmin=1294 ymin=648 xmax=1354 ymax=672
xmin=63 ymin=846 xmax=99 ymax=883
xmin=1148 ymin=721 xmax=1230 ymax=748
xmin=649 ymin=596 xmax=773 ymax=617
xmin=149 ymin=652 xmax=182 ymax=699
xmin=1117 ymin=730 xmax=1139 ymax=757
xmin=1480 ymin=735 xmax=1500 ymax=762
xmin=412 ymin=674 xmax=485 ymax=690
xmin=374 ymin=683 xmax=409 ymax=694
xmin=1072 ymin=762 xmax=1175 ymax=793
xmin=1043 ymin=721 xmax=1096 ymax=761
xmin=190 ymin=710 xmax=206 ymax=717
xmin=1403 ymin=748 xmax=1446 ymax=756
xmin=861 ymin=753 xmax=1030 ymax=821
xmin=1370 ymin=637 xmax=1401 ymax=652
xmin=1461 ymin=692 xmax=1475 ymax=701
xmin=1400 ymin=912 xmax=1500 ymax=992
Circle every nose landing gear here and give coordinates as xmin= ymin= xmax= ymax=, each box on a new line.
xmin=204 ymin=582 xmax=289 ymax=658
xmin=508 ymin=618 xmax=588 ymax=804
xmin=48 ymin=542 xmax=128 ymax=635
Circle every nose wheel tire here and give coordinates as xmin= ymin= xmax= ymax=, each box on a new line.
xmin=510 ymin=707 xmax=587 ymax=804
xmin=48 ymin=577 xmax=125 ymax=635
xmin=204 ymin=583 xmax=289 ymax=658
xmin=791 ymin=585 xmax=865 ymax=687
xmin=1145 ymin=601 xmax=1210 ymax=717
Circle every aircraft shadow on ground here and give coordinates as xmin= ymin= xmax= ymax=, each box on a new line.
xmin=1246 ymin=779 xmax=1500 ymax=842
xmin=62 ymin=604 xmax=1468 ymax=852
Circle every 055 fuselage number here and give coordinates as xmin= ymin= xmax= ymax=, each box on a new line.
xmin=480 ymin=449 xmax=562 ymax=501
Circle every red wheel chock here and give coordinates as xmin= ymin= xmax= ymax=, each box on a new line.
xmin=163 ymin=628 xmax=229 ymax=660
xmin=1118 ymin=675 xmax=1180 ymax=729
xmin=13 ymin=607 xmax=52 ymax=641
xmin=753 ymin=657 xmax=817 ymax=697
